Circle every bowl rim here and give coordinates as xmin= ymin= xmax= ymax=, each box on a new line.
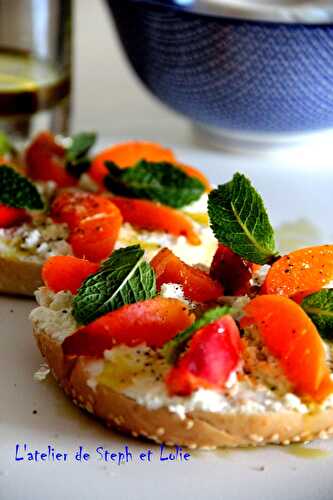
xmin=125 ymin=0 xmax=333 ymax=25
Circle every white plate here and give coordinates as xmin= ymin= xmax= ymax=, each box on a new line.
xmin=1 ymin=144 xmax=333 ymax=500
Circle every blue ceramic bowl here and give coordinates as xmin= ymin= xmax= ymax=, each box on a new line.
xmin=107 ymin=0 xmax=333 ymax=149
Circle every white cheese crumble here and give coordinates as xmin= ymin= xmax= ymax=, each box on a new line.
xmin=160 ymin=283 xmax=192 ymax=308
xmin=86 ymin=360 xmax=105 ymax=391
xmin=33 ymin=362 xmax=50 ymax=382
xmin=55 ymin=134 xmax=72 ymax=149
xmin=30 ymin=288 xmax=77 ymax=343
xmin=323 ymin=280 xmax=333 ymax=289
xmin=250 ymin=265 xmax=270 ymax=288
xmin=225 ymin=370 xmax=238 ymax=389
xmin=0 ymin=217 xmax=71 ymax=263
xmin=23 ymin=229 xmax=42 ymax=249
xmin=36 ymin=180 xmax=57 ymax=203
xmin=182 ymin=192 xmax=208 ymax=214
xmin=79 ymin=173 xmax=99 ymax=193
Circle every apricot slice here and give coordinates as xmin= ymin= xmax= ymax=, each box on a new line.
xmin=50 ymin=191 xmax=122 ymax=262
xmin=111 ymin=196 xmax=200 ymax=245
xmin=51 ymin=191 xmax=119 ymax=230
xmin=262 ymin=245 xmax=333 ymax=297
xmin=89 ymin=140 xmax=210 ymax=192
xmin=151 ymin=247 xmax=223 ymax=302
xmin=42 ymin=256 xmax=99 ymax=294
xmin=62 ymin=297 xmax=194 ymax=356
xmin=69 ymin=214 xmax=122 ymax=262
xmin=241 ymin=295 xmax=333 ymax=402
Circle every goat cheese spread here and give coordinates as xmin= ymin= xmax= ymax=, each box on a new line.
xmin=0 ymin=217 xmax=71 ymax=263
xmin=115 ymin=194 xmax=217 ymax=266
xmin=30 ymin=288 xmax=333 ymax=419
xmin=31 ymin=288 xmax=77 ymax=343
xmin=0 ymin=192 xmax=214 ymax=266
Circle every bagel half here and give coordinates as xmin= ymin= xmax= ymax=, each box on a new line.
xmin=0 ymin=256 xmax=42 ymax=296
xmin=32 ymin=323 xmax=333 ymax=449
xmin=0 ymin=214 xmax=71 ymax=296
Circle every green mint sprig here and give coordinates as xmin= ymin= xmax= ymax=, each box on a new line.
xmin=0 ymin=165 xmax=44 ymax=210
xmin=208 ymin=173 xmax=278 ymax=265
xmin=301 ymin=289 xmax=333 ymax=340
xmin=162 ymin=306 xmax=232 ymax=364
xmin=65 ymin=132 xmax=96 ymax=178
xmin=104 ymin=160 xmax=205 ymax=209
xmin=0 ymin=131 xmax=17 ymax=156
xmin=73 ymin=245 xmax=156 ymax=325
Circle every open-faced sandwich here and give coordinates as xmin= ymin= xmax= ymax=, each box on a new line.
xmin=0 ymin=165 xmax=71 ymax=295
xmin=30 ymin=172 xmax=333 ymax=449
xmin=0 ymin=133 xmax=214 ymax=295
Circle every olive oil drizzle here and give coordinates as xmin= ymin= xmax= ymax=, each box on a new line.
xmin=284 ymin=444 xmax=330 ymax=459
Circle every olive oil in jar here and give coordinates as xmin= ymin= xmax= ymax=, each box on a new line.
xmin=0 ymin=49 xmax=70 ymax=143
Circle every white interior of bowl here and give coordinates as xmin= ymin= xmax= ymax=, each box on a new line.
xmin=186 ymin=0 xmax=333 ymax=23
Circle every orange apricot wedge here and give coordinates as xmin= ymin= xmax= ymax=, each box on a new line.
xmin=51 ymin=191 xmax=120 ymax=230
xmin=241 ymin=295 xmax=333 ymax=402
xmin=89 ymin=141 xmax=176 ymax=185
xmin=51 ymin=191 xmax=123 ymax=262
xmin=89 ymin=140 xmax=210 ymax=190
xmin=42 ymin=256 xmax=99 ymax=294
xmin=151 ymin=247 xmax=223 ymax=302
xmin=62 ymin=297 xmax=195 ymax=356
xmin=69 ymin=214 xmax=122 ymax=262
xmin=110 ymin=196 xmax=200 ymax=245
xmin=261 ymin=245 xmax=333 ymax=298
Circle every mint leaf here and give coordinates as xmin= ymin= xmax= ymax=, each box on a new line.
xmin=301 ymin=289 xmax=333 ymax=339
xmin=162 ymin=306 xmax=231 ymax=364
xmin=73 ymin=245 xmax=156 ymax=324
xmin=0 ymin=165 xmax=44 ymax=210
xmin=208 ymin=173 xmax=278 ymax=265
xmin=66 ymin=158 xmax=91 ymax=179
xmin=0 ymin=132 xmax=16 ymax=156
xmin=66 ymin=132 xmax=96 ymax=162
xmin=104 ymin=160 xmax=205 ymax=209
xmin=66 ymin=132 xmax=96 ymax=178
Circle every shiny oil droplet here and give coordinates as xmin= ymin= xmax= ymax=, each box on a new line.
xmin=284 ymin=444 xmax=330 ymax=459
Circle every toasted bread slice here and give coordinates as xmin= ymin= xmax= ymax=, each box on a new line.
xmin=0 ymin=256 xmax=42 ymax=296
xmin=32 ymin=324 xmax=333 ymax=449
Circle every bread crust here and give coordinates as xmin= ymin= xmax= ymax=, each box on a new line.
xmin=33 ymin=324 xmax=333 ymax=449
xmin=0 ymin=256 xmax=42 ymax=296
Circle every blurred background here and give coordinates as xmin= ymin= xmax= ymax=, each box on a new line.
xmin=73 ymin=0 xmax=190 ymax=145
xmin=1 ymin=0 xmax=332 ymax=154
